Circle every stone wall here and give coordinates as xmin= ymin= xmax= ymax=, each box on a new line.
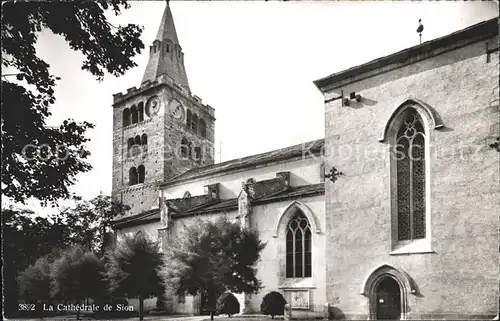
xmin=322 ymin=36 xmax=499 ymax=319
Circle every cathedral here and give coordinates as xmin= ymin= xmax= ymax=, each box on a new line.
xmin=112 ymin=3 xmax=499 ymax=320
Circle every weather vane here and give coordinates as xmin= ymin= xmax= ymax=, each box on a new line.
xmin=416 ymin=19 xmax=424 ymax=44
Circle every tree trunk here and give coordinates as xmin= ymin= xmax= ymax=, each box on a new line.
xmin=208 ymin=288 xmax=215 ymax=321
xmin=139 ymin=295 xmax=144 ymax=321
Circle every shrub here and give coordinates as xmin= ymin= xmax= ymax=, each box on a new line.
xmin=260 ymin=291 xmax=286 ymax=319
xmin=216 ymin=292 xmax=240 ymax=317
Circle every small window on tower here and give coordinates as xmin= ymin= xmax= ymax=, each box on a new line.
xmin=199 ymin=119 xmax=207 ymax=138
xmin=166 ymin=44 xmax=170 ymax=53
xmin=186 ymin=110 xmax=192 ymax=128
xmin=129 ymin=167 xmax=138 ymax=186
xmin=180 ymin=138 xmax=188 ymax=158
xmin=194 ymin=147 xmax=202 ymax=163
xmin=138 ymin=102 xmax=144 ymax=122
xmin=138 ymin=165 xmax=145 ymax=184
xmin=131 ymin=105 xmax=138 ymax=124
xmin=191 ymin=113 xmax=198 ymax=133
xmin=127 ymin=138 xmax=135 ymax=156
xmin=123 ymin=108 xmax=131 ymax=127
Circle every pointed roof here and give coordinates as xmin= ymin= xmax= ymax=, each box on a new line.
xmin=155 ymin=2 xmax=179 ymax=44
xmin=141 ymin=2 xmax=190 ymax=89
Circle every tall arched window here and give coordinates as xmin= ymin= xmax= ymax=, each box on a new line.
xmin=129 ymin=167 xmax=138 ymax=186
xmin=180 ymin=138 xmax=188 ymax=158
xmin=127 ymin=138 xmax=134 ymax=156
xmin=123 ymin=108 xmax=131 ymax=127
xmin=199 ymin=119 xmax=207 ymax=138
xmin=138 ymin=165 xmax=145 ymax=183
xmin=188 ymin=141 xmax=193 ymax=159
xmin=138 ymin=102 xmax=144 ymax=122
xmin=394 ymin=108 xmax=426 ymax=241
xmin=191 ymin=113 xmax=198 ymax=133
xmin=186 ymin=110 xmax=192 ymax=128
xmin=286 ymin=211 xmax=312 ymax=278
xmin=131 ymin=105 xmax=138 ymax=124
xmin=194 ymin=146 xmax=202 ymax=163
xmin=141 ymin=134 xmax=148 ymax=146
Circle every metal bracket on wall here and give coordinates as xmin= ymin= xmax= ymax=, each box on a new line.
xmin=324 ymin=90 xmax=346 ymax=107
xmin=486 ymin=42 xmax=499 ymax=63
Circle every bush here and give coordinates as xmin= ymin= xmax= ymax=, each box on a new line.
xmin=216 ymin=292 xmax=240 ymax=317
xmin=260 ymin=291 xmax=286 ymax=319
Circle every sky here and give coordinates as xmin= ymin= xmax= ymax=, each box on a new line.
xmin=6 ymin=0 xmax=499 ymax=213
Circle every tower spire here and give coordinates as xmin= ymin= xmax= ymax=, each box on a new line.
xmin=141 ymin=2 xmax=190 ymax=90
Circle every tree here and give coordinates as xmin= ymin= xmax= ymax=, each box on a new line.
xmin=2 ymin=196 xmax=128 ymax=318
xmin=105 ymin=232 xmax=165 ymax=321
xmin=165 ymin=217 xmax=266 ymax=321
xmin=2 ymin=208 xmax=71 ymax=317
xmin=17 ymin=256 xmax=53 ymax=318
xmin=1 ymin=1 xmax=144 ymax=205
xmin=51 ymin=246 xmax=107 ymax=320
xmin=216 ymin=292 xmax=240 ymax=318
xmin=260 ymin=291 xmax=287 ymax=319
xmin=63 ymin=194 xmax=130 ymax=256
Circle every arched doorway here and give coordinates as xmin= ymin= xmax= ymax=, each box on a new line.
xmin=360 ymin=264 xmax=416 ymax=320
xmin=375 ymin=277 xmax=401 ymax=320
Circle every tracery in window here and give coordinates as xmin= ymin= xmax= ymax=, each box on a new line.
xmin=395 ymin=108 xmax=426 ymax=241
xmin=286 ymin=211 xmax=312 ymax=278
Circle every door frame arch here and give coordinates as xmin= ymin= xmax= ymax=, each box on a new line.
xmin=372 ymin=275 xmax=403 ymax=320
xmin=360 ymin=264 xmax=415 ymax=320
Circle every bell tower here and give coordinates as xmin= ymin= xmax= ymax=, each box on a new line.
xmin=111 ymin=2 xmax=215 ymax=216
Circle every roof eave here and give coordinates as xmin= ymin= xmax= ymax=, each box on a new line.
xmin=313 ymin=17 xmax=498 ymax=93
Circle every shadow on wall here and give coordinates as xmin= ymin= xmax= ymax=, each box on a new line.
xmin=342 ymin=97 xmax=378 ymax=110
xmin=327 ymin=306 xmax=346 ymax=320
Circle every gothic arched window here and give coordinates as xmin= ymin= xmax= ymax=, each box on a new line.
xmin=394 ymin=108 xmax=426 ymax=241
xmin=138 ymin=165 xmax=145 ymax=184
xmin=123 ymin=108 xmax=131 ymax=127
xmin=141 ymin=134 xmax=148 ymax=146
xmin=199 ymin=119 xmax=207 ymax=138
xmin=129 ymin=167 xmax=138 ymax=186
xmin=286 ymin=211 xmax=312 ymax=278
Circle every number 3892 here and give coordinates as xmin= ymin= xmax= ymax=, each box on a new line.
xmin=19 ymin=303 xmax=35 ymax=311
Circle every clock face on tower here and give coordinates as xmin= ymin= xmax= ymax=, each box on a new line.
xmin=146 ymin=96 xmax=161 ymax=117
xmin=170 ymin=99 xmax=185 ymax=121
